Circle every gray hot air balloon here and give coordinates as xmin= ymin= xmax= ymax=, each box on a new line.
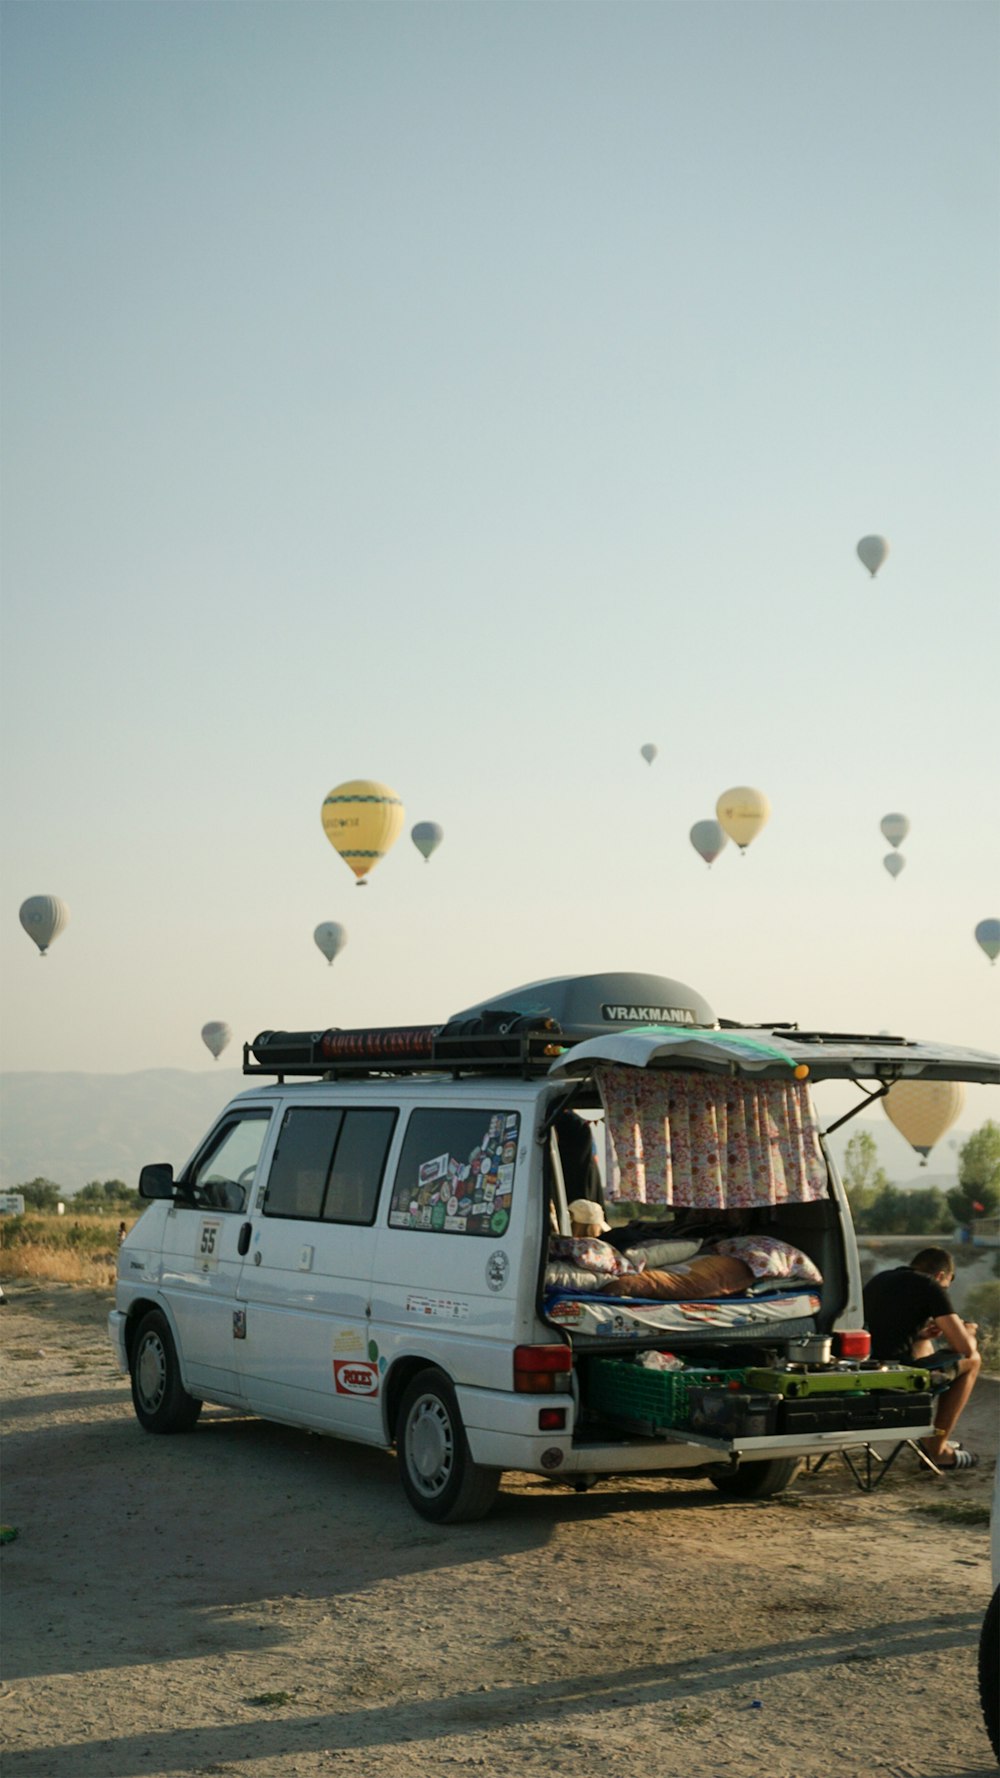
xmin=314 ymin=921 xmax=347 ymax=965
xmin=19 ymin=895 xmax=69 ymax=956
xmin=689 ymin=819 xmax=729 ymax=867
xmin=883 ymin=853 xmax=905 ymax=879
xmin=411 ymin=821 xmax=443 ymax=863
xmin=640 ymin=743 xmax=658 ymax=766
xmin=975 ymin=918 xmax=1000 ymax=965
xmin=857 ymin=535 xmax=890 ymax=577
xmin=201 ymin=1021 xmax=231 ymax=1060
xmin=880 ymin=812 xmax=910 ymax=848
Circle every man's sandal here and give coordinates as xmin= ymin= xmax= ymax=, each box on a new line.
xmin=934 ymin=1447 xmax=979 ymax=1471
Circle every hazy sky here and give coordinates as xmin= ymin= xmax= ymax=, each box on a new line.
xmin=2 ymin=1 xmax=998 ymax=1134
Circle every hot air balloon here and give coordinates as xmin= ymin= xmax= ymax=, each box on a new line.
xmin=880 ymin=812 xmax=909 ymax=848
xmin=883 ymin=853 xmax=906 ymax=878
xmin=975 ymin=918 xmax=1000 ymax=965
xmin=689 ymin=819 xmax=729 ymax=867
xmin=857 ymin=535 xmax=889 ymax=577
xmin=201 ymin=1021 xmax=231 ymax=1061
xmin=321 ymin=780 xmax=405 ymax=885
xmin=411 ymin=821 xmax=443 ymax=863
xmin=314 ymin=921 xmax=347 ymax=965
xmin=19 ymin=896 xmax=69 ymax=956
xmin=715 ymin=787 xmax=770 ymax=852
xmin=883 ymin=1079 xmax=965 ymax=1166
xmin=640 ymin=743 xmax=658 ymax=766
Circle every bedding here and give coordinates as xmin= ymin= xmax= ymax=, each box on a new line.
xmin=544 ymin=1289 xmax=822 ymax=1339
xmin=710 ymin=1233 xmax=822 ymax=1284
xmin=597 ymin=1254 xmax=754 ymax=1300
xmin=620 ymin=1238 xmax=703 ymax=1269
xmin=548 ymin=1235 xmax=635 ymax=1276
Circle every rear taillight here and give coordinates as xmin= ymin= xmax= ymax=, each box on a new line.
xmin=513 ymin=1343 xmax=573 ymax=1393
xmin=834 ymin=1329 xmax=871 ymax=1359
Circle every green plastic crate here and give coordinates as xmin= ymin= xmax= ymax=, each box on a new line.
xmin=586 ymin=1358 xmax=748 ymax=1430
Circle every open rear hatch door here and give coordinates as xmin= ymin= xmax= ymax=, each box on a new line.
xmin=548 ymin=1025 xmax=1000 ymax=1088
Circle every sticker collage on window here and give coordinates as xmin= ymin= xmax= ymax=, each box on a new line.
xmin=389 ymin=1113 xmax=520 ymax=1237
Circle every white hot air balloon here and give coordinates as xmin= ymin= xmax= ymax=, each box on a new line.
xmin=19 ymin=896 xmax=70 ymax=956
xmin=314 ymin=921 xmax=347 ymax=965
xmin=883 ymin=853 xmax=905 ymax=879
xmin=640 ymin=743 xmax=658 ymax=766
xmin=715 ymin=786 xmax=770 ymax=852
xmin=689 ymin=819 xmax=729 ymax=867
xmin=857 ymin=535 xmax=889 ymax=577
xmin=975 ymin=918 xmax=1000 ymax=965
xmin=880 ymin=812 xmax=910 ymax=849
xmin=201 ymin=1021 xmax=231 ymax=1061
xmin=411 ymin=821 xmax=444 ymax=863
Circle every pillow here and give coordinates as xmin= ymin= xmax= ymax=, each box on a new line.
xmin=621 ymin=1238 xmax=703 ymax=1270
xmin=548 ymin=1235 xmax=634 ymax=1276
xmin=710 ymin=1234 xmax=822 ymax=1284
xmin=545 ymin=1264 xmax=601 ymax=1291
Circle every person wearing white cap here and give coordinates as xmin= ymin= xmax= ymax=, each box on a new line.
xmin=567 ymin=1199 xmax=610 ymax=1238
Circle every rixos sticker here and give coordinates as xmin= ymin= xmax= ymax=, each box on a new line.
xmin=333 ymin=1359 xmax=380 ymax=1397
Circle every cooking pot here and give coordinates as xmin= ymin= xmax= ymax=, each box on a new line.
xmin=785 ymin=1336 xmax=833 ymax=1365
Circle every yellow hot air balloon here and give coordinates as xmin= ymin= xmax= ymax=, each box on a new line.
xmin=321 ymin=780 xmax=405 ymax=885
xmin=883 ymin=1079 xmax=965 ymax=1166
xmin=715 ymin=786 xmax=771 ymax=852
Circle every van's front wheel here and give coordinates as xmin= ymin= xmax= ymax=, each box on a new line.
xmin=396 ymin=1369 xmax=501 ymax=1524
xmin=129 ymin=1309 xmax=202 ymax=1434
xmin=708 ymin=1457 xmax=800 ymax=1499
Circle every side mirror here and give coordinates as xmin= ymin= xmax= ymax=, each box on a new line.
xmin=139 ymin=1162 xmax=175 ymax=1200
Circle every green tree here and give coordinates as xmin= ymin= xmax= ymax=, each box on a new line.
xmin=948 ymin=1120 xmax=1000 ymax=1226
xmin=897 ymin=1186 xmax=955 ymax=1236
xmin=842 ymin=1130 xmax=890 ymax=1231
xmin=15 ymin=1178 xmax=63 ymax=1211
xmin=74 ymin=1179 xmax=141 ymax=1212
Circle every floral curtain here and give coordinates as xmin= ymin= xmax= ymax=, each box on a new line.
xmin=596 ymin=1066 xmax=828 ymax=1207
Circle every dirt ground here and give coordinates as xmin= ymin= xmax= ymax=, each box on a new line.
xmin=1 ymin=1281 xmax=997 ymax=1778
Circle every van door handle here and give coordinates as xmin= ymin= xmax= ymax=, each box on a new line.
xmin=237 ymin=1222 xmax=252 ymax=1257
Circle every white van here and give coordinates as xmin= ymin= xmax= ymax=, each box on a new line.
xmin=109 ymin=971 xmax=999 ymax=1522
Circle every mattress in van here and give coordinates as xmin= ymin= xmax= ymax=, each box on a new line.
xmin=543 ymin=1289 xmax=821 ymax=1340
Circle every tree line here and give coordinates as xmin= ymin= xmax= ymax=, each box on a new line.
xmin=12 ymin=1178 xmax=142 ymax=1213
xmin=842 ymin=1121 xmax=1000 ymax=1235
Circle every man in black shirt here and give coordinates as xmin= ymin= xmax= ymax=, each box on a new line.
xmin=863 ymin=1247 xmax=981 ymax=1470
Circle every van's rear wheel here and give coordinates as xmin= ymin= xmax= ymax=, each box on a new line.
xmin=396 ymin=1368 xmax=501 ymax=1524
xmin=129 ymin=1309 xmax=202 ymax=1434
xmin=709 ymin=1458 xmax=800 ymax=1499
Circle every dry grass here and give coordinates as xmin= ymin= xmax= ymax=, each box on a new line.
xmin=0 ymin=1214 xmax=126 ymax=1289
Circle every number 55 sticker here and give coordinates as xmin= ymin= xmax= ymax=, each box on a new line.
xmin=198 ymin=1219 xmax=221 ymax=1272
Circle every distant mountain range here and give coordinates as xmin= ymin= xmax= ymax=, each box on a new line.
xmin=0 ymin=1068 xmax=968 ymax=1198
xmin=0 ymin=1070 xmax=242 ymax=1194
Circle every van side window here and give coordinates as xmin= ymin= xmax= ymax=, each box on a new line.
xmin=265 ymin=1109 xmax=343 ymax=1219
xmin=187 ymin=1111 xmax=271 ymax=1213
xmin=323 ymin=1109 xmax=397 ymax=1224
xmin=388 ymin=1109 xmax=520 ymax=1237
xmin=264 ymin=1108 xmax=397 ymax=1224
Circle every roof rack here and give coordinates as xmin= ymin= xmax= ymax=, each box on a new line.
xmin=242 ymin=1017 xmax=571 ymax=1082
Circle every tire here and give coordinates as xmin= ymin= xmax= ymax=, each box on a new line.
xmin=129 ymin=1309 xmax=202 ymax=1434
xmin=709 ymin=1457 xmax=801 ymax=1499
xmin=979 ymin=1586 xmax=1000 ymax=1763
xmin=396 ymin=1368 xmax=501 ymax=1524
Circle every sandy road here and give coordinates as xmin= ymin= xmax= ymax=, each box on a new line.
xmin=1 ymin=1280 xmax=997 ymax=1778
